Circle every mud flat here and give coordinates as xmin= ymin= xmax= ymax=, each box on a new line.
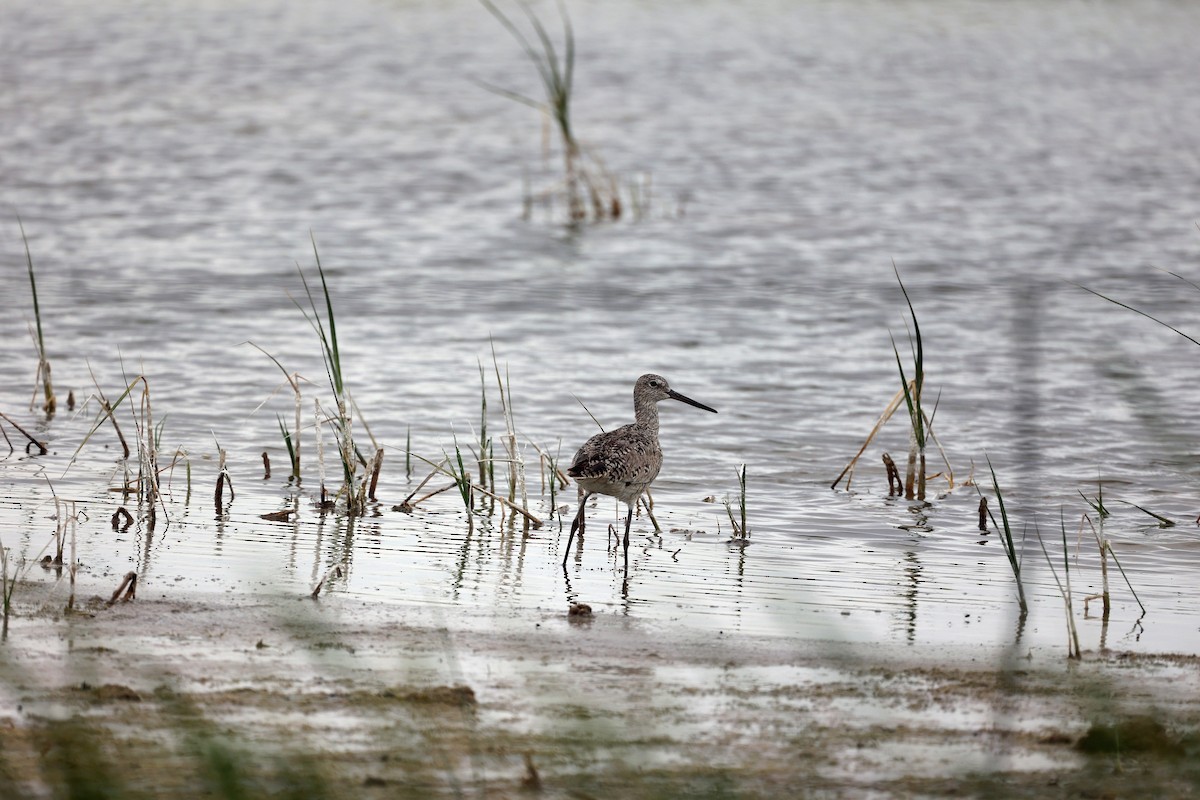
xmin=0 ymin=577 xmax=1197 ymax=798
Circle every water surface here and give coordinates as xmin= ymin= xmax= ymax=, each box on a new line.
xmin=3 ymin=0 xmax=1200 ymax=655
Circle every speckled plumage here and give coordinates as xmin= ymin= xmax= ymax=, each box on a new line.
xmin=562 ymin=374 xmax=717 ymax=572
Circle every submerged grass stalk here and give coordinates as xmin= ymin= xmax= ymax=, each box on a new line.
xmin=1037 ymin=514 xmax=1082 ymax=660
xmin=983 ymin=459 xmax=1028 ymax=616
xmin=723 ymin=464 xmax=749 ymax=538
xmin=891 ymin=264 xmax=926 ymax=500
xmin=1 ymin=539 xmax=16 ymax=640
xmin=479 ymin=0 xmax=583 ymax=222
xmin=21 ymin=219 xmax=56 ymax=416
xmin=293 ymin=237 xmax=368 ymax=514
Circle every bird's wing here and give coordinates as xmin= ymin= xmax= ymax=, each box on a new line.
xmin=567 ymin=424 xmax=656 ymax=480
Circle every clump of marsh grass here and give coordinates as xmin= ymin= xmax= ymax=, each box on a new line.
xmin=476 ymin=362 xmax=495 ymax=510
xmin=529 ymin=438 xmax=568 ymax=522
xmin=394 ymin=456 xmax=454 ymax=512
xmin=446 ymin=437 xmax=476 ymax=532
xmin=1076 ymin=512 xmax=1145 ymax=620
xmin=833 ymin=267 xmax=953 ymax=499
xmin=247 ymin=342 xmax=306 ymax=484
xmin=489 ymin=345 xmax=531 ymax=529
xmin=1073 ymin=480 xmax=1146 ymax=624
xmin=21 ymin=220 xmax=56 ymax=417
xmin=1035 ymin=514 xmax=1082 ymax=660
xmin=76 ymin=373 xmax=168 ymax=529
xmin=890 ymin=265 xmax=937 ymax=500
xmin=478 ymin=0 xmax=622 ymax=225
xmin=292 ymin=237 xmax=372 ymax=515
xmin=417 ymin=445 xmax=544 ymax=531
xmin=723 ymin=464 xmax=749 ymax=539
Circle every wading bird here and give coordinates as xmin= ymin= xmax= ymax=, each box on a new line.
xmin=563 ymin=374 xmax=717 ymax=571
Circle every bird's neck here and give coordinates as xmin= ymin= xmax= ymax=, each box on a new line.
xmin=633 ymin=397 xmax=660 ymax=431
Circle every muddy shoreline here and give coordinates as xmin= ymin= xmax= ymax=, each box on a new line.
xmin=0 ymin=577 xmax=1197 ymax=798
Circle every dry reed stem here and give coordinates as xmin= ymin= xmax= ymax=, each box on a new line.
xmin=409 ymin=483 xmax=456 ymax=508
xmin=110 ymin=507 xmax=134 ymax=531
xmin=526 ymin=438 xmax=571 ymax=489
xmin=1079 ymin=514 xmax=1123 ymax=618
xmin=311 ymin=565 xmax=343 ymax=599
xmin=215 ymin=449 xmax=233 ymax=510
xmin=397 ymin=458 xmax=449 ymax=510
xmin=67 ymin=505 xmax=77 ymax=611
xmin=87 ymin=362 xmax=131 ymax=459
xmin=464 ymin=478 xmax=542 ymax=527
xmin=833 ymin=385 xmax=954 ymax=495
xmin=882 ymin=452 xmax=902 ymax=495
xmin=368 ymin=448 xmax=384 ymax=501
xmin=832 ymin=387 xmax=907 ymax=490
xmin=107 ymin=572 xmax=138 ymax=605
xmin=0 ymin=411 xmax=47 ymax=454
xmin=424 ymin=448 xmax=542 ymax=526
xmin=922 ymin=408 xmax=955 ymax=490
xmin=262 ymin=451 xmax=271 ymax=480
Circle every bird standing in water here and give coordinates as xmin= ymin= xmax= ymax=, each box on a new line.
xmin=563 ymin=374 xmax=717 ymax=571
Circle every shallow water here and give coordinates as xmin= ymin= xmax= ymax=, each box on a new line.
xmin=3 ymin=0 xmax=1200 ymax=654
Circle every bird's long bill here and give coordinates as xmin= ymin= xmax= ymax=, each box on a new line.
xmin=668 ymin=389 xmax=718 ymax=413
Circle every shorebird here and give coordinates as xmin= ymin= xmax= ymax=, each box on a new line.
xmin=563 ymin=374 xmax=717 ymax=570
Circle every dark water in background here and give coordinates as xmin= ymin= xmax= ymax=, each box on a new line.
xmin=2 ymin=0 xmax=1200 ymax=652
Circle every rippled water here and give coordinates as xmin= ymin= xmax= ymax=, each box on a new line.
xmin=3 ymin=0 xmax=1200 ymax=654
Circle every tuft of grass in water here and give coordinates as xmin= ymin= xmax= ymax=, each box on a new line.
xmin=489 ymin=344 xmax=530 ymax=529
xmin=723 ymin=464 xmax=749 ymax=539
xmin=832 ymin=267 xmax=953 ymax=496
xmin=1079 ymin=478 xmax=1109 ymax=519
xmin=478 ymin=0 xmax=580 ymax=222
xmin=292 ymin=236 xmax=370 ymax=515
xmin=75 ymin=373 xmax=167 ymax=528
xmin=981 ymin=458 xmax=1028 ymax=616
xmin=1079 ymin=514 xmax=1146 ymax=617
xmin=1035 ymin=513 xmax=1082 ymax=660
xmin=247 ymin=341 xmax=306 ymax=483
xmin=477 ymin=0 xmax=622 ymax=225
xmin=531 ymin=437 xmax=566 ymax=523
xmin=277 ymin=414 xmax=299 ymax=480
xmin=20 ymin=219 xmax=56 ymax=417
xmin=430 ymin=437 xmax=477 ymax=532
xmin=890 ymin=264 xmax=928 ymax=501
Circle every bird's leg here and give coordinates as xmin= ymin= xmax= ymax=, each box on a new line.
xmin=622 ymin=502 xmax=633 ymax=573
xmin=563 ymin=493 xmax=590 ymax=567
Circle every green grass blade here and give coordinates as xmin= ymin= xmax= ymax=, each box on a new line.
xmin=478 ymin=0 xmax=555 ymax=92
xmin=985 ymin=456 xmax=1028 ymax=613
xmin=1115 ymin=499 xmax=1174 ymax=527
xmin=1105 ymin=542 xmax=1146 ymax=613
xmin=312 ymin=235 xmax=343 ymax=397
xmin=1078 ymin=283 xmax=1200 ymax=348
xmin=559 ymin=0 xmax=574 ymax=96
xmin=19 ymin=218 xmax=47 ymax=358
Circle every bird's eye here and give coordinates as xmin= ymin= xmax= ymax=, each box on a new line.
xmin=649 ymin=379 xmax=660 ymax=387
